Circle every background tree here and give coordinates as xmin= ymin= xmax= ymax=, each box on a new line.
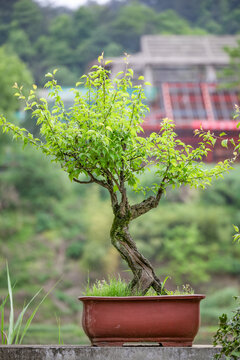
xmin=11 ymin=0 xmax=43 ymax=42
xmin=1 ymin=0 xmax=239 ymax=86
xmin=0 ymin=46 xmax=32 ymax=114
xmin=220 ymin=40 xmax=240 ymax=90
xmin=0 ymin=0 xmax=18 ymax=44
xmin=0 ymin=46 xmax=32 ymax=171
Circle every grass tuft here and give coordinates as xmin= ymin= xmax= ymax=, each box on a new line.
xmin=84 ymin=276 xmax=135 ymax=297
xmin=83 ymin=276 xmax=194 ymax=297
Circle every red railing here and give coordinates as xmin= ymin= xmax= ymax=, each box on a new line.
xmin=143 ymin=82 xmax=239 ymax=131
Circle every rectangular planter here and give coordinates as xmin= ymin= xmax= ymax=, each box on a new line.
xmin=79 ymin=295 xmax=205 ymax=347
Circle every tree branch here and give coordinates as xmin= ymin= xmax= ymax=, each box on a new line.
xmin=104 ymin=168 xmax=121 ymax=190
xmin=130 ymin=193 xmax=163 ymax=220
xmin=73 ymin=178 xmax=94 ymax=184
xmin=85 ymin=170 xmax=109 ymax=189
xmin=105 ymin=174 xmax=119 ymax=211
xmin=130 ymin=166 xmax=169 ymax=220
xmin=108 ymin=186 xmax=119 ymax=212
xmin=118 ymin=143 xmax=130 ymax=215
xmin=104 ymin=90 xmax=117 ymax=122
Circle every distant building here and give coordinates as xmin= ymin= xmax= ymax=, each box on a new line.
xmin=108 ymin=36 xmax=240 ymax=161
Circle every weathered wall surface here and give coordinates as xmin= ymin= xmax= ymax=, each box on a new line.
xmin=0 ymin=345 xmax=224 ymax=360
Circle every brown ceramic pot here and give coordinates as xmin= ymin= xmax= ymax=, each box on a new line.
xmin=78 ymin=294 xmax=205 ymax=347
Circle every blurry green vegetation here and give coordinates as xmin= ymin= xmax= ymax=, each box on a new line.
xmin=219 ymin=39 xmax=240 ymax=89
xmin=0 ymin=0 xmax=239 ymax=85
xmin=0 ymin=134 xmax=239 ymax=341
xmin=0 ymin=46 xmax=32 ymax=115
xmin=0 ymin=0 xmax=239 ymax=342
xmin=19 ymin=324 xmax=89 ymax=345
xmin=201 ymin=287 xmax=240 ymax=325
xmin=0 ymin=140 xmax=239 ymax=286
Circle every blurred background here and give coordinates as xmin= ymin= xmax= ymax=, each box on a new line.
xmin=0 ymin=0 xmax=240 ymax=345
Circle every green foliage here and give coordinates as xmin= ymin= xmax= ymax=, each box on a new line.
xmin=0 ymin=124 xmax=239 ymax=329
xmin=54 ymin=290 xmax=79 ymax=313
xmin=131 ymin=202 xmax=240 ymax=284
xmin=0 ymin=0 xmax=239 ymax=85
xmin=84 ymin=276 xmax=134 ymax=297
xmin=17 ymin=323 xmax=88 ymax=345
xmin=201 ymin=288 xmax=240 ymax=326
xmin=83 ymin=276 xmax=194 ymax=297
xmin=2 ymin=147 xmax=68 ymax=210
xmin=233 ymin=225 xmax=240 ymax=244
xmin=138 ymin=0 xmax=240 ymax=34
xmin=12 ymin=0 xmax=43 ymax=42
xmin=0 ymin=46 xmax=32 ymax=114
xmin=7 ymin=29 xmax=34 ymax=62
xmin=220 ymin=39 xmax=240 ymax=90
xmin=0 ymin=138 xmax=239 ymax=287
xmin=213 ymin=209 xmax=240 ymax=359
xmin=154 ymin=9 xmax=206 ymax=35
xmin=201 ymin=166 xmax=240 ymax=208
xmin=66 ymin=241 xmax=85 ymax=260
xmin=213 ymin=296 xmax=240 ymax=360
xmin=0 ymin=59 xmax=235 ymax=294
xmin=0 ymin=60 xmax=233 ymax=198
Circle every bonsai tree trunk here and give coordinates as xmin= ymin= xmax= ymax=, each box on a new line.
xmin=110 ymin=210 xmax=165 ymax=295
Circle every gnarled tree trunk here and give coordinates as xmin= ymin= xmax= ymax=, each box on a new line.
xmin=110 ymin=211 xmax=165 ymax=295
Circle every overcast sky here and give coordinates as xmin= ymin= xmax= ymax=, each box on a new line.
xmin=36 ymin=0 xmax=110 ymax=9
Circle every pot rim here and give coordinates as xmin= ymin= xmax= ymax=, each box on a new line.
xmin=78 ymin=294 xmax=206 ymax=301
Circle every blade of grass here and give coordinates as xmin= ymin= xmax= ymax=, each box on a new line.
xmin=19 ymin=282 xmax=60 ymax=344
xmin=0 ymin=294 xmax=8 ymax=344
xmin=6 ymin=262 xmax=14 ymax=344
xmin=1 ymin=306 xmax=5 ymax=344
xmin=14 ymin=307 xmax=24 ymax=345
xmin=14 ymin=289 xmax=42 ymax=344
xmin=55 ymin=315 xmax=64 ymax=345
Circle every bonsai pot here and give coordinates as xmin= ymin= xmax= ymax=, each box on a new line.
xmin=78 ymin=294 xmax=205 ymax=347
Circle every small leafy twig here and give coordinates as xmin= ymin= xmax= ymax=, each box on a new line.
xmin=213 ymin=297 xmax=240 ymax=360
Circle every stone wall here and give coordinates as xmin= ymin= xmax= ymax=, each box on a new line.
xmin=0 ymin=345 xmax=224 ymax=360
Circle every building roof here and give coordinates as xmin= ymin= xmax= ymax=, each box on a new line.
xmin=111 ymin=35 xmax=238 ymax=66
xmin=141 ymin=35 xmax=237 ymax=65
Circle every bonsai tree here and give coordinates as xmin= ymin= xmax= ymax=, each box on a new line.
xmin=0 ymin=55 xmax=234 ymax=295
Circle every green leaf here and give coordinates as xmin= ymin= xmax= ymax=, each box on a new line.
xmin=113 ymin=184 xmax=118 ymax=192
xmin=221 ymin=139 xmax=228 ymax=148
xmin=128 ymin=69 xmax=134 ymax=77
xmin=116 ymin=71 xmax=124 ymax=77
xmin=138 ymin=76 xmax=144 ymax=80
xmin=45 ymin=72 xmax=53 ymax=78
xmin=98 ymin=54 xmax=103 ymax=63
xmin=233 ymin=225 xmax=239 ymax=233
xmin=211 ymin=138 xmax=217 ymax=146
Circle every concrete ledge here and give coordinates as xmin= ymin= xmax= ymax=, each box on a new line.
xmin=0 ymin=345 xmax=224 ymax=360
